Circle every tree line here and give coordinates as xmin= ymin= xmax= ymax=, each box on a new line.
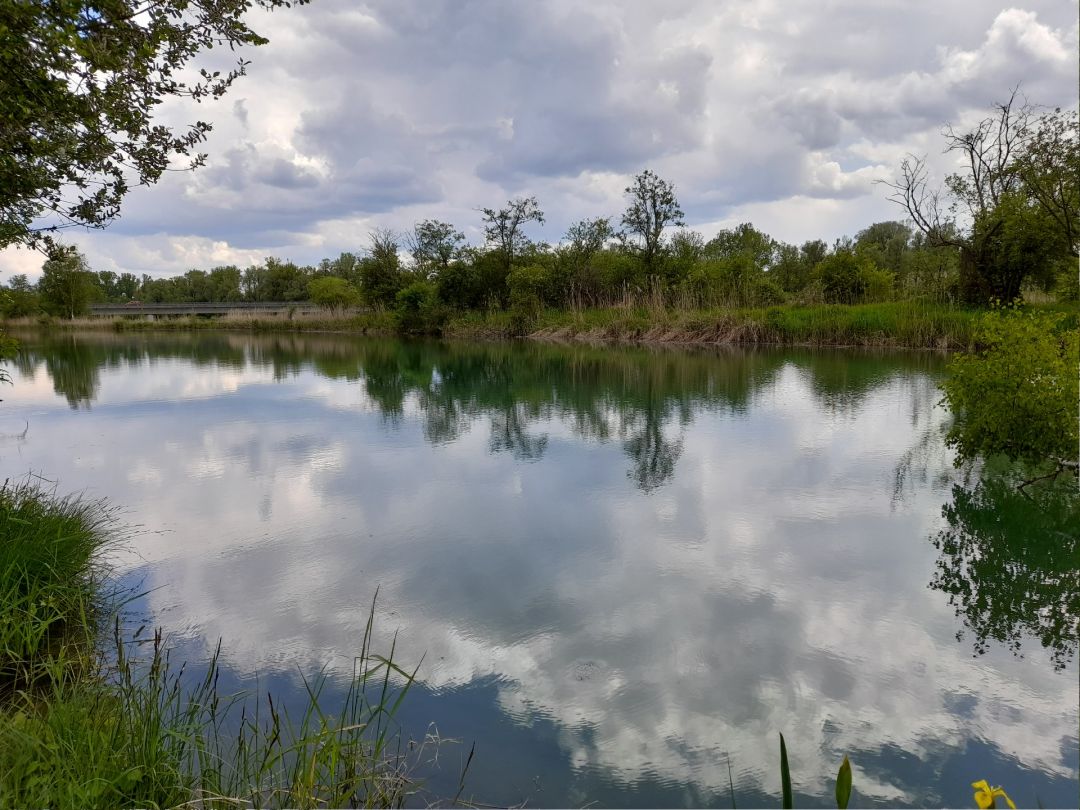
xmin=4 ymin=99 xmax=1075 ymax=326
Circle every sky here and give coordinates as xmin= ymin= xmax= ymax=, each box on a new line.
xmin=2 ymin=0 xmax=1077 ymax=279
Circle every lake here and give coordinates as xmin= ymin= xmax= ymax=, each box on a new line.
xmin=1 ymin=330 xmax=1076 ymax=807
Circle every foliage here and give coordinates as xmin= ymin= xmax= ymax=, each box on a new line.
xmin=38 ymin=247 xmax=94 ymax=318
xmin=360 ymin=230 xmax=405 ymax=307
xmin=815 ymin=251 xmax=865 ymax=304
xmin=507 ymin=264 xmax=553 ymax=334
xmin=435 ymin=259 xmax=487 ymax=310
xmin=481 ymin=197 xmax=545 ymax=273
xmin=409 ymin=220 xmax=465 ymax=275
xmin=1012 ymin=107 xmax=1079 ymax=258
xmin=886 ymin=93 xmax=1078 ymax=304
xmin=777 ymin=733 xmax=854 ymax=809
xmin=1052 ymin=259 xmax=1079 ymax=302
xmin=620 ymin=169 xmax=684 ymax=276
xmin=0 ymin=275 xmax=41 ymax=318
xmin=308 ymin=276 xmax=361 ymax=313
xmin=394 ymin=281 xmax=445 ymax=335
xmin=940 ymin=307 xmax=1079 ymax=469
xmin=0 ymin=0 xmax=302 ymax=249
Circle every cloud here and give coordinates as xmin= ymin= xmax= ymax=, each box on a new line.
xmin=1 ymin=1 xmax=1076 ymax=279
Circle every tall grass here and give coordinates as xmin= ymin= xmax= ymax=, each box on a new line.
xmin=0 ymin=483 xmax=430 ymax=809
xmin=0 ymin=613 xmax=424 ymax=809
xmin=0 ymin=479 xmax=117 ymax=690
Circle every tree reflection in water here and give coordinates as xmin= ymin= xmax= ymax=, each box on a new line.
xmin=931 ymin=472 xmax=1079 ymax=670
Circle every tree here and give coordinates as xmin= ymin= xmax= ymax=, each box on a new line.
xmin=309 ymin=276 xmax=361 ymax=313
xmin=480 ymin=197 xmax=545 ymax=273
xmin=940 ymin=307 xmax=1079 ymax=476
xmin=1 ymin=274 xmax=41 ymax=318
xmin=409 ymin=220 xmax=465 ymax=276
xmin=814 ymin=250 xmax=864 ymax=304
xmin=620 ymin=170 xmax=684 ymax=277
xmin=1012 ymin=107 xmax=1079 ymax=258
xmin=884 ymin=92 xmax=1078 ymax=303
xmin=39 ymin=247 xmax=94 ymax=318
xmin=359 ymin=229 xmax=404 ymax=307
xmin=565 ymin=217 xmax=614 ymax=260
xmin=0 ymin=0 xmax=303 ymax=249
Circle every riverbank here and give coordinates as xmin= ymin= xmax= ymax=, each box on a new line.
xmin=5 ymin=301 xmax=1004 ymax=350
xmin=0 ymin=482 xmax=420 ymax=809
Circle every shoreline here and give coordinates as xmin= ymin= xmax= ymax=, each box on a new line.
xmin=6 ymin=301 xmax=1005 ymax=351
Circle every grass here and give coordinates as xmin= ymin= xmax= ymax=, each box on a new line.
xmin=464 ymin=301 xmax=986 ymax=350
xmin=0 ymin=482 xmax=429 ymax=810
xmin=5 ymin=301 xmax=988 ymax=349
xmin=0 ymin=479 xmax=117 ymax=691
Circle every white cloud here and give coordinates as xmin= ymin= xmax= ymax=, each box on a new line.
xmin=1 ymin=1 xmax=1076 ymax=280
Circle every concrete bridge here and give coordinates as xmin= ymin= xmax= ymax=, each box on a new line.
xmin=89 ymin=301 xmax=325 ymax=317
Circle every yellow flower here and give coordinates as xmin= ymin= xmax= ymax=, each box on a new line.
xmin=972 ymin=779 xmax=1017 ymax=809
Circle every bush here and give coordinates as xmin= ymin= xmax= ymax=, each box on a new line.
xmin=308 ymin=276 xmax=361 ymax=313
xmin=816 ymin=251 xmax=864 ymax=304
xmin=859 ymin=265 xmax=895 ymax=302
xmin=941 ymin=307 xmax=1079 ymax=469
xmin=436 ymin=260 xmax=486 ymax=310
xmin=394 ymin=281 xmax=446 ymax=335
xmin=1053 ymin=260 xmax=1079 ymax=302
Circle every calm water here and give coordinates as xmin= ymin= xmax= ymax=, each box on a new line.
xmin=2 ymin=331 xmax=1077 ymax=808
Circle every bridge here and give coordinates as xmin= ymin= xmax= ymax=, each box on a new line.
xmin=88 ymin=301 xmax=326 ymax=317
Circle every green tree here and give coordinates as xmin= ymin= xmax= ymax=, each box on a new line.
xmin=886 ymin=93 xmax=1078 ymax=303
xmin=309 ymin=276 xmax=361 ymax=313
xmin=620 ymin=169 xmax=684 ymax=278
xmin=0 ymin=0 xmax=302 ymax=249
xmin=394 ymin=281 xmax=445 ymax=335
xmin=409 ymin=220 xmax=465 ymax=277
xmin=359 ymin=229 xmax=404 ymax=307
xmin=815 ymin=250 xmax=864 ymax=304
xmin=941 ymin=307 xmax=1079 ymax=474
xmin=1 ymin=275 xmax=41 ymax=318
xmin=39 ymin=247 xmax=94 ymax=318
xmin=481 ymin=197 xmax=545 ymax=276
xmin=1012 ymin=107 xmax=1079 ymax=258
xmin=204 ymin=266 xmax=242 ymax=302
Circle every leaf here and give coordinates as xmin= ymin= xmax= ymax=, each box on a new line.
xmin=835 ymin=755 xmax=852 ymax=809
xmin=779 ymin=733 xmax=793 ymax=810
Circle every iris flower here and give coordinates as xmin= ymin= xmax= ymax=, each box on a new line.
xmin=972 ymin=780 xmax=1016 ymax=809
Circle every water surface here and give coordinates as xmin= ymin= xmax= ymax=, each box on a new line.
xmin=2 ymin=331 xmax=1076 ymax=807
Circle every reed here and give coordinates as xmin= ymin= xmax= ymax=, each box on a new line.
xmin=0 ymin=482 xmax=428 ymax=809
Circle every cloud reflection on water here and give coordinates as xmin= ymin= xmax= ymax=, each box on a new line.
xmin=1 ymin=332 xmax=1076 ymax=807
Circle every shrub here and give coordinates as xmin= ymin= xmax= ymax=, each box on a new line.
xmin=308 ymin=276 xmax=361 ymax=313
xmin=941 ymin=306 xmax=1079 ymax=470
xmin=394 ymin=281 xmax=446 ymax=335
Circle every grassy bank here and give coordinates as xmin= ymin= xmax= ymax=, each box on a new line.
xmin=456 ymin=301 xmax=986 ymax=349
xmin=6 ymin=301 xmax=998 ymax=349
xmin=0 ymin=482 xmax=422 ymax=809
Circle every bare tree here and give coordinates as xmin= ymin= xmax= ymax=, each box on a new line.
xmin=882 ymin=90 xmax=1072 ymax=302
